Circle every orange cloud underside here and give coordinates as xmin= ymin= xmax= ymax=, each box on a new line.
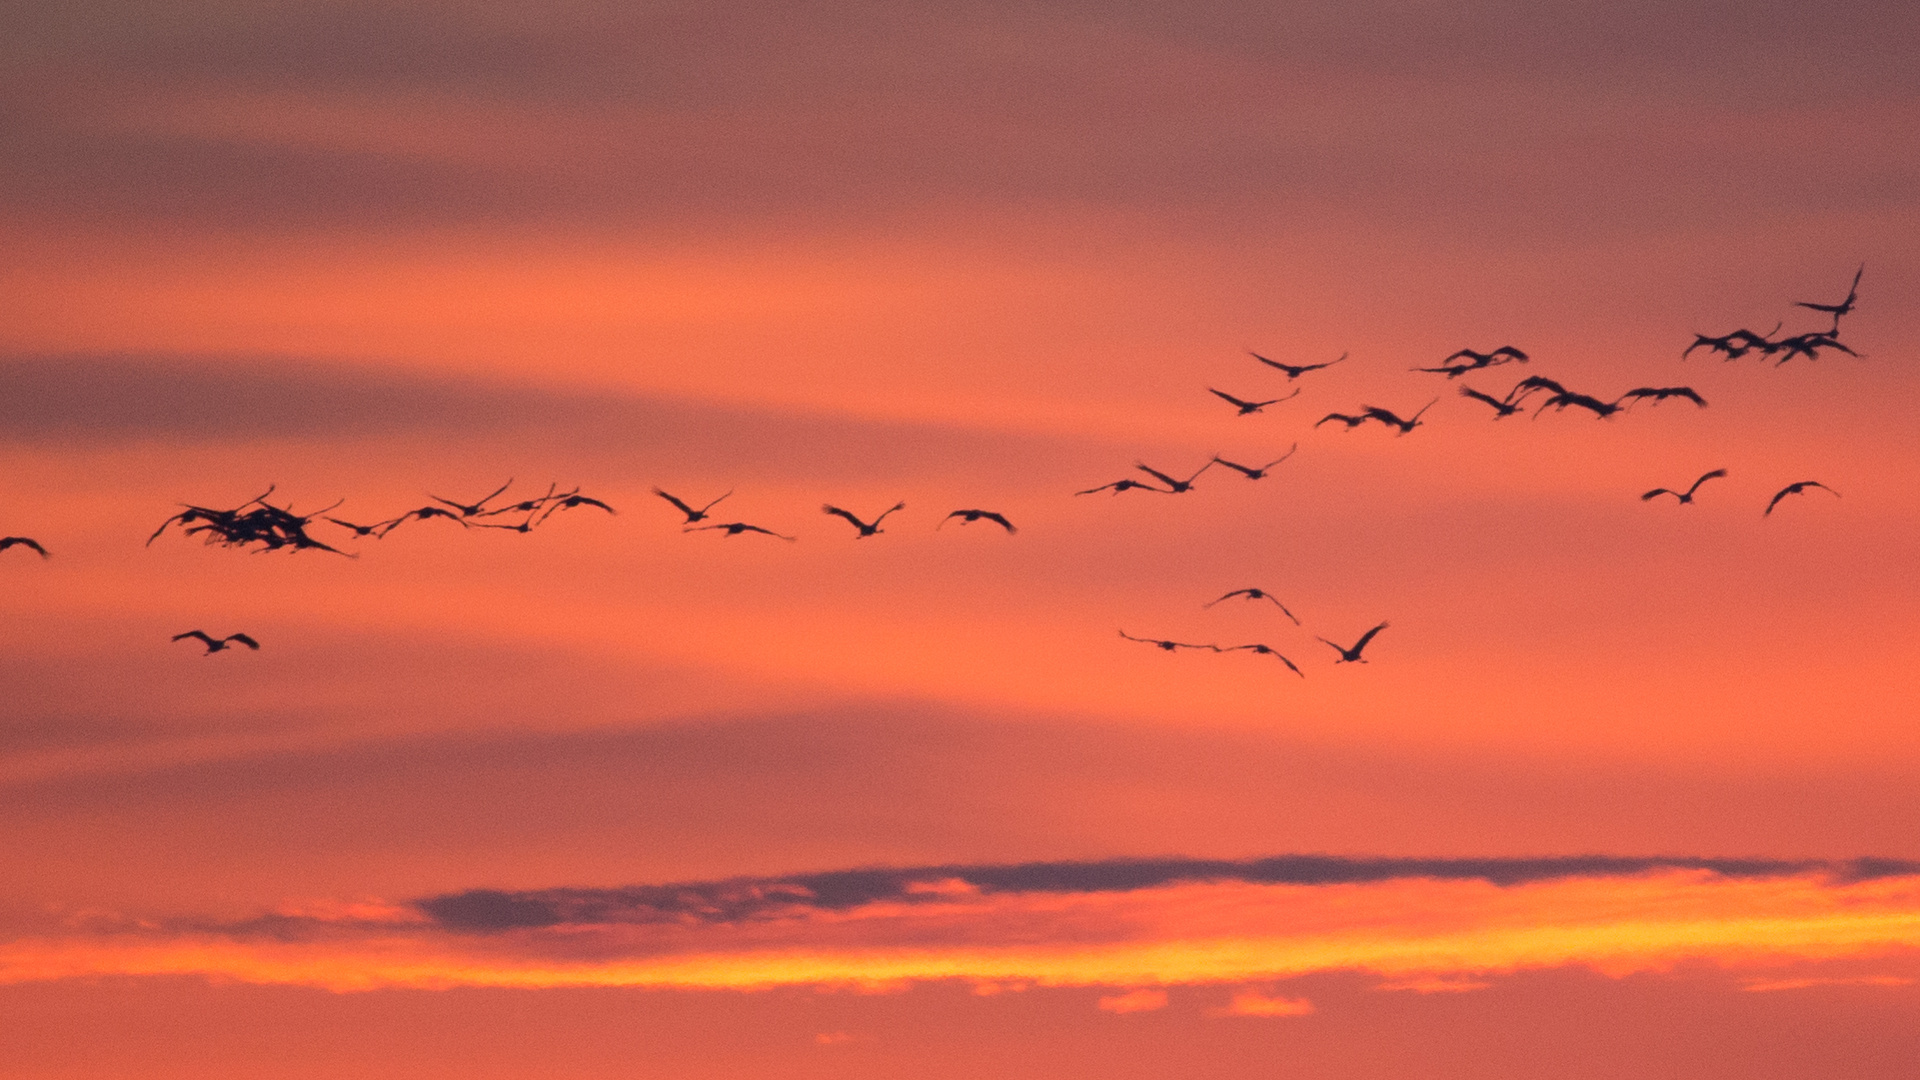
xmin=7 ymin=872 xmax=1920 ymax=993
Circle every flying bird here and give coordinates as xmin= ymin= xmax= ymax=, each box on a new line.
xmin=1250 ymin=351 xmax=1345 ymax=379
xmin=685 ymin=522 xmax=796 ymax=541
xmin=1119 ymin=630 xmax=1219 ymax=652
xmin=1764 ymin=481 xmax=1840 ymax=517
xmin=1134 ymin=459 xmax=1213 ymax=494
xmin=1204 ymin=588 xmax=1301 ymax=625
xmin=1209 ymin=387 xmax=1299 ymax=415
xmin=535 ymin=492 xmax=618 ymax=525
xmin=1318 ymin=622 xmax=1389 ymax=664
xmin=1533 ymin=390 xmax=1620 ymax=419
xmin=0 ymin=536 xmax=49 ymax=558
xmin=823 ymin=502 xmax=906 ymax=537
xmin=1075 ymin=477 xmax=1168 ymax=496
xmin=376 ymin=506 xmax=471 ymax=537
xmin=1683 ymin=325 xmax=1781 ymax=362
xmin=1459 ymin=386 xmax=1524 ymax=418
xmin=1362 ymin=400 xmax=1437 ymax=434
xmin=323 ymin=516 xmax=389 ymax=538
xmin=1641 ymin=468 xmax=1727 ymax=505
xmin=1617 ymin=386 xmax=1707 ymax=409
xmin=1503 ymin=375 xmax=1569 ymax=406
xmin=430 ymin=480 xmax=514 ymax=518
xmin=1210 ymin=444 xmax=1297 ymax=479
xmin=1795 ymin=264 xmax=1863 ymax=332
xmin=1223 ymin=643 xmax=1305 ymax=677
xmin=1415 ymin=346 xmax=1530 ymax=377
xmin=172 ymin=630 xmax=260 ymax=654
xmin=1315 ymin=411 xmax=1371 ymax=430
xmin=939 ymin=510 xmax=1017 ymax=533
xmin=652 ymin=487 xmax=732 ymax=524
xmin=1769 ymin=331 xmax=1859 ymax=365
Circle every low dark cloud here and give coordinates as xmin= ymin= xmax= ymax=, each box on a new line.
xmin=416 ymin=855 xmax=1920 ymax=932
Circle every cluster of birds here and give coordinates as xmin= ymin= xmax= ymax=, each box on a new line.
xmin=0 ymin=267 xmax=1868 ymax=674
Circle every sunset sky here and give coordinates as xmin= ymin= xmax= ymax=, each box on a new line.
xmin=3 ymin=1 xmax=1919 ymax=1076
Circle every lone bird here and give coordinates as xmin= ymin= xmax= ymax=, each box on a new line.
xmin=686 ymin=522 xmax=796 ymax=541
xmin=0 ymin=536 xmax=49 ymax=558
xmin=1224 ymin=643 xmax=1305 ymax=677
xmin=1617 ymin=386 xmax=1707 ymax=409
xmin=1210 ymin=445 xmax=1297 ymax=480
xmin=1459 ymin=386 xmax=1524 ymax=418
xmin=1119 ymin=630 xmax=1219 ymax=652
xmin=1796 ymin=264 xmax=1863 ymax=332
xmin=172 ymin=630 xmax=260 ymax=654
xmin=1075 ymin=477 xmax=1168 ymax=496
xmin=1764 ymin=481 xmax=1840 ymax=517
xmin=652 ymin=487 xmax=732 ymax=524
xmin=1135 ymin=460 xmax=1213 ymax=494
xmin=1318 ymin=621 xmax=1389 ymax=664
xmin=1642 ymin=468 xmax=1727 ymax=505
xmin=1250 ymin=351 xmax=1345 ymax=379
xmin=1209 ymin=387 xmax=1299 ymax=415
xmin=430 ymin=480 xmax=514 ymax=518
xmin=1204 ymin=587 xmax=1301 ymax=625
xmin=823 ymin=502 xmax=906 ymax=537
xmin=939 ymin=510 xmax=1017 ymax=533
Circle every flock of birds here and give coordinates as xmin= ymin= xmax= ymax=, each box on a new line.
xmin=0 ymin=267 xmax=1866 ymax=675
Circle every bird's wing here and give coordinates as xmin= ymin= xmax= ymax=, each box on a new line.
xmin=1315 ymin=413 xmax=1355 ymax=428
xmin=1350 ymin=622 xmax=1389 ymax=655
xmin=1261 ymin=443 xmax=1299 ymax=469
xmin=821 ymin=505 xmax=867 ymax=528
xmin=1073 ymin=483 xmax=1115 ymax=496
xmin=1764 ymin=488 xmax=1791 ymax=515
xmin=1134 ymin=465 xmax=1179 ymax=486
xmin=173 ymin=631 xmax=215 ymax=645
xmin=872 ymin=502 xmax=907 ymax=526
xmin=1248 ymin=352 xmax=1294 ymax=373
xmin=981 ymin=513 xmax=1016 ymax=533
xmin=1278 ymin=654 xmax=1305 ymax=677
xmin=1641 ymin=488 xmax=1674 ymax=501
xmin=1209 ymin=388 xmax=1250 ymax=408
xmin=1687 ymin=469 xmax=1728 ymax=495
xmin=1267 ymin=597 xmax=1302 ymax=625
xmin=228 ymin=634 xmax=261 ymax=649
xmin=1315 ymin=636 xmax=1345 ymax=656
xmin=652 ymin=488 xmax=698 ymax=517
xmin=697 ymin=490 xmax=734 ymax=513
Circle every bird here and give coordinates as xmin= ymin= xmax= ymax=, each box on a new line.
xmin=1458 ymin=386 xmax=1524 ymax=418
xmin=1683 ymin=325 xmax=1781 ymax=362
xmin=939 ymin=510 xmax=1017 ymax=533
xmin=823 ymin=502 xmax=906 ymax=537
xmin=1204 ymin=588 xmax=1301 ymax=625
xmin=1209 ymin=387 xmax=1299 ymax=415
xmin=1119 ymin=630 xmax=1219 ymax=652
xmin=1642 ymin=468 xmax=1727 ymax=505
xmin=1414 ymin=346 xmax=1529 ymax=377
xmin=1533 ymin=390 xmax=1620 ymax=419
xmin=1764 ymin=481 xmax=1840 ymax=517
xmin=1250 ymin=350 xmax=1345 ymax=379
xmin=1795 ymin=264 xmax=1863 ymax=332
xmin=1134 ymin=460 xmax=1213 ymax=494
xmin=323 ymin=515 xmax=389 ymax=538
xmin=652 ymin=487 xmax=732 ymax=524
xmin=1223 ymin=643 xmax=1304 ymax=677
xmin=1210 ymin=444 xmax=1297 ymax=479
xmin=172 ymin=630 xmax=260 ymax=654
xmin=685 ymin=522 xmax=796 ymax=541
xmin=430 ymin=480 xmax=514 ymax=518
xmin=1315 ymin=411 xmax=1371 ymax=430
xmin=1318 ymin=622 xmax=1388 ymax=663
xmin=0 ymin=536 xmax=49 ymax=558
xmin=1075 ymin=477 xmax=1169 ymax=496
xmin=1616 ymin=386 xmax=1707 ymax=409
xmin=376 ymin=506 xmax=471 ymax=537
xmin=535 ymin=492 xmax=617 ymax=525
xmin=1769 ymin=331 xmax=1858 ymax=365
xmin=1361 ymin=400 xmax=1437 ymax=434
xmin=1503 ymin=375 xmax=1569 ymax=406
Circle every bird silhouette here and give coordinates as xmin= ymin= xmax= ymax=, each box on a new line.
xmin=323 ymin=515 xmax=388 ymax=537
xmin=430 ymin=480 xmax=514 ymax=518
xmin=1315 ymin=411 xmax=1371 ymax=430
xmin=1119 ymin=630 xmax=1219 ymax=652
xmin=1414 ymin=346 xmax=1529 ymax=377
xmin=1503 ymin=375 xmax=1569 ymax=406
xmin=172 ymin=630 xmax=260 ymax=654
xmin=377 ymin=506 xmax=471 ymax=538
xmin=652 ymin=487 xmax=732 ymax=524
xmin=0 ymin=536 xmax=49 ymax=558
xmin=1204 ymin=587 xmax=1301 ymax=625
xmin=1223 ymin=643 xmax=1305 ymax=677
xmin=939 ymin=510 xmax=1017 ymax=533
xmin=1616 ymin=386 xmax=1707 ymax=409
xmin=1075 ymin=477 xmax=1169 ymax=496
xmin=148 ymin=487 xmax=349 ymax=555
xmin=1533 ymin=390 xmax=1619 ymax=419
xmin=685 ymin=522 xmax=796 ymax=541
xmin=535 ymin=492 xmax=617 ymax=525
xmin=1250 ymin=350 xmax=1345 ymax=379
xmin=1683 ymin=325 xmax=1781 ymax=361
xmin=1642 ymin=468 xmax=1727 ymax=505
xmin=1210 ymin=444 xmax=1297 ymax=479
xmin=1769 ymin=331 xmax=1858 ymax=365
xmin=1764 ymin=481 xmax=1840 ymax=517
xmin=1362 ymin=400 xmax=1437 ymax=434
xmin=823 ymin=502 xmax=906 ymax=537
xmin=1795 ymin=264 xmax=1863 ymax=332
xmin=1134 ymin=460 xmax=1213 ymax=493
xmin=1458 ymin=386 xmax=1524 ymax=418
xmin=1209 ymin=387 xmax=1299 ymax=415
xmin=1318 ymin=622 xmax=1388 ymax=663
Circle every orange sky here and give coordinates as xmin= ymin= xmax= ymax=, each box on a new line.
xmin=3 ymin=0 xmax=1918 ymax=1075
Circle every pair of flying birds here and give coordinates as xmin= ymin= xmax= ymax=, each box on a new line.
xmin=1641 ymin=470 xmax=1841 ymax=515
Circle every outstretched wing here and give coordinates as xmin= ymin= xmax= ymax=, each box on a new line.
xmin=871 ymin=502 xmax=907 ymax=527
xmin=172 ymin=630 xmax=217 ymax=646
xmin=1687 ymin=469 xmax=1728 ymax=496
xmin=1209 ymin=388 xmax=1252 ymax=409
xmin=227 ymin=633 xmax=261 ymax=650
xmin=0 ymin=537 xmax=50 ymax=557
xmin=822 ymin=504 xmax=869 ymax=530
xmin=652 ymin=488 xmax=699 ymax=518
xmin=1641 ymin=488 xmax=1676 ymax=502
xmin=1349 ymin=621 xmax=1389 ymax=657
xmin=1264 ymin=595 xmax=1302 ymax=625
xmin=1204 ymin=589 xmax=1251 ymax=608
xmin=1133 ymin=464 xmax=1180 ymax=486
xmin=979 ymin=512 xmax=1016 ymax=533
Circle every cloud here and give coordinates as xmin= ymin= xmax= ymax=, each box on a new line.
xmin=1097 ymin=988 xmax=1167 ymax=1013
xmin=1218 ymin=990 xmax=1313 ymax=1017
